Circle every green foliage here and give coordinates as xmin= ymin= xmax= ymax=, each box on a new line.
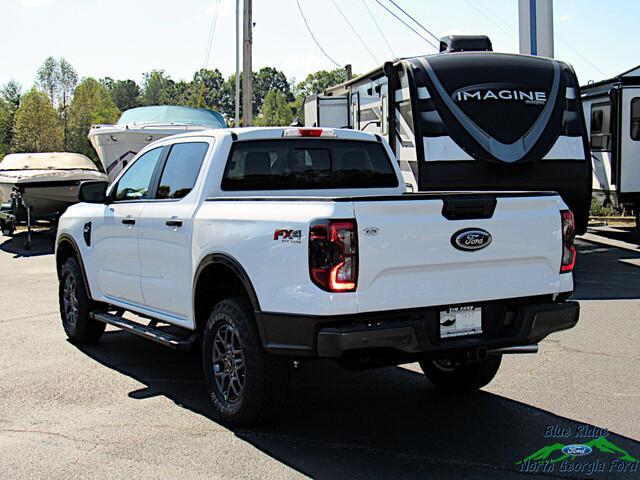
xmin=142 ymin=70 xmax=175 ymax=106
xmin=104 ymin=79 xmax=141 ymax=111
xmin=193 ymin=68 xmax=225 ymax=110
xmin=590 ymin=198 xmax=616 ymax=217
xmin=253 ymin=67 xmax=294 ymax=115
xmin=295 ymin=68 xmax=348 ymax=98
xmin=1 ymin=80 xmax=22 ymax=151
xmin=68 ymin=78 xmax=120 ymax=158
xmin=12 ymin=88 xmax=63 ymax=152
xmin=0 ymin=98 xmax=9 ymax=156
xmin=255 ymin=90 xmax=293 ymax=127
xmin=37 ymin=56 xmax=59 ymax=105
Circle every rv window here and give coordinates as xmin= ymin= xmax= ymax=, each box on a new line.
xmin=590 ymin=103 xmax=612 ymax=151
xmin=221 ymin=139 xmax=398 ymax=190
xmin=381 ymin=95 xmax=389 ymax=135
xmin=631 ymin=98 xmax=640 ymax=141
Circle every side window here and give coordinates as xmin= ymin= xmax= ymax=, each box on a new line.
xmin=381 ymin=94 xmax=389 ymax=135
xmin=631 ymin=98 xmax=640 ymax=141
xmin=590 ymin=102 xmax=612 ymax=151
xmin=114 ymin=147 xmax=163 ymax=201
xmin=351 ymin=93 xmax=359 ymax=129
xmin=156 ymin=142 xmax=209 ymax=199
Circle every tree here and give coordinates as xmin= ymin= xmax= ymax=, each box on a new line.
xmin=106 ymin=79 xmax=141 ymax=111
xmin=193 ymin=68 xmax=225 ymax=110
xmin=253 ymin=67 xmax=294 ymax=115
xmin=37 ymin=56 xmax=60 ymax=106
xmin=12 ymin=88 xmax=63 ymax=152
xmin=0 ymin=99 xmax=9 ymax=158
xmin=68 ymin=78 xmax=120 ymax=158
xmin=58 ymin=58 xmax=78 ymax=149
xmin=141 ymin=70 xmax=175 ymax=105
xmin=1 ymin=80 xmax=22 ymax=150
xmin=255 ymin=90 xmax=293 ymax=127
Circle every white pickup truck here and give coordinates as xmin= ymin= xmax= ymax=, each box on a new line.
xmin=56 ymin=127 xmax=579 ymax=425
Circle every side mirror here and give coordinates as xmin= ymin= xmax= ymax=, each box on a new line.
xmin=78 ymin=181 xmax=108 ymax=204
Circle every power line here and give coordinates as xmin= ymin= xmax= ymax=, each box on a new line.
xmin=361 ymin=0 xmax=396 ymax=58
xmin=386 ymin=0 xmax=440 ymax=43
xmin=464 ymin=0 xmax=516 ymax=41
xmin=330 ymin=0 xmax=379 ymax=65
xmin=471 ymin=0 xmax=607 ymax=77
xmin=373 ymin=0 xmax=438 ymax=50
xmin=202 ymin=0 xmax=221 ymax=68
xmin=295 ymin=0 xmax=341 ymax=68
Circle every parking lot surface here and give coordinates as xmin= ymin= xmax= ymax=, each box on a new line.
xmin=0 ymin=228 xmax=638 ymax=479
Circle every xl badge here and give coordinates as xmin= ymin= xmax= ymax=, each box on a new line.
xmin=452 ymin=228 xmax=492 ymax=252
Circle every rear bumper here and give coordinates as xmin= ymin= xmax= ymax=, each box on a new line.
xmin=255 ymin=298 xmax=579 ymax=359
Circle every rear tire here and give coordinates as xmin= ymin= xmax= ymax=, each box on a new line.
xmin=202 ymin=297 xmax=290 ymax=426
xmin=419 ymin=355 xmax=502 ymax=392
xmin=59 ymin=257 xmax=105 ymax=342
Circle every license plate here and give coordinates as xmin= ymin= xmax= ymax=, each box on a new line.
xmin=439 ymin=306 xmax=482 ymax=339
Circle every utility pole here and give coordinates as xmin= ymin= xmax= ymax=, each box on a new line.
xmin=518 ymin=0 xmax=554 ymax=58
xmin=242 ymin=0 xmax=253 ymax=126
xmin=234 ymin=0 xmax=241 ymax=126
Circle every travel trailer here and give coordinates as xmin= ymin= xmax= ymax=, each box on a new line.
xmin=581 ymin=66 xmax=640 ymax=222
xmin=89 ymin=105 xmax=227 ymax=181
xmin=305 ymin=36 xmax=592 ymax=233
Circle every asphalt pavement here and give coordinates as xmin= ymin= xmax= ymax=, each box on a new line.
xmin=0 ymin=227 xmax=638 ymax=479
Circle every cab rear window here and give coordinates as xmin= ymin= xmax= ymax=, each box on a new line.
xmin=221 ymin=140 xmax=398 ymax=190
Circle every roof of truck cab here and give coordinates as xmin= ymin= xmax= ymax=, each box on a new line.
xmin=156 ymin=127 xmax=382 ymax=143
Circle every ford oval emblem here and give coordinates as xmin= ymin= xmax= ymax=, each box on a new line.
xmin=561 ymin=445 xmax=593 ymax=457
xmin=452 ymin=228 xmax=492 ymax=251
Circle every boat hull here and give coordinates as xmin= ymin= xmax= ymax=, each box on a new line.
xmin=88 ymin=125 xmax=207 ymax=181
xmin=0 ymin=170 xmax=108 ymax=217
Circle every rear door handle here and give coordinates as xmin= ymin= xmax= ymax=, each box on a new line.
xmin=165 ymin=219 xmax=183 ymax=228
xmin=122 ymin=218 xmax=136 ymax=225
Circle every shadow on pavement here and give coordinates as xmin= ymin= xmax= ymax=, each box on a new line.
xmin=573 ymin=239 xmax=640 ymax=300
xmin=0 ymin=229 xmax=55 ymax=257
xmin=77 ymin=333 xmax=640 ymax=479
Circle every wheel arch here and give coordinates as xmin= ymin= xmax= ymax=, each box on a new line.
xmin=56 ymin=234 xmax=93 ymax=299
xmin=192 ymin=253 xmax=262 ymax=340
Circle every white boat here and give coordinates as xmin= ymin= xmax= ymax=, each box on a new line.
xmin=88 ymin=105 xmax=227 ymax=181
xmin=0 ymin=152 xmax=108 ymax=216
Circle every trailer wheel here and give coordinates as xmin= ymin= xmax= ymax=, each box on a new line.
xmin=419 ymin=355 xmax=502 ymax=392
xmin=59 ymin=257 xmax=105 ymax=342
xmin=1 ymin=219 xmax=15 ymax=237
xmin=202 ymin=297 xmax=290 ymax=426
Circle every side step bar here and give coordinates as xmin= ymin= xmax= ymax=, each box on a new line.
xmin=489 ymin=344 xmax=539 ymax=355
xmin=91 ymin=312 xmax=195 ymax=350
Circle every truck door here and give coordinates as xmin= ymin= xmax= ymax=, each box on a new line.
xmin=620 ymin=89 xmax=640 ymax=195
xmin=138 ymin=141 xmax=210 ymax=324
xmin=90 ymin=146 xmax=165 ymax=306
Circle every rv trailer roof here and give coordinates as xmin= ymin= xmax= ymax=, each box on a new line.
xmin=325 ymin=51 xmax=569 ymax=96
xmin=581 ymin=65 xmax=640 ymax=91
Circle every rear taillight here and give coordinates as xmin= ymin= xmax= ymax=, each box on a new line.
xmin=309 ymin=219 xmax=358 ymax=292
xmin=560 ymin=210 xmax=576 ymax=273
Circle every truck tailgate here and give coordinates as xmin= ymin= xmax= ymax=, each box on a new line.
xmin=353 ymin=194 xmax=565 ymax=313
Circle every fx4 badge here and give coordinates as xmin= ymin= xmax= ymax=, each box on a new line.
xmin=274 ymin=229 xmax=302 ymax=244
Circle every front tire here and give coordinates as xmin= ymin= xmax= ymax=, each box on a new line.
xmin=59 ymin=257 xmax=105 ymax=342
xmin=419 ymin=355 xmax=502 ymax=392
xmin=202 ymin=297 xmax=290 ymax=426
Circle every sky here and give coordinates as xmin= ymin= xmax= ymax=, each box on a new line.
xmin=1 ymin=0 xmax=638 ymax=92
